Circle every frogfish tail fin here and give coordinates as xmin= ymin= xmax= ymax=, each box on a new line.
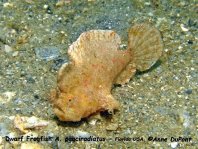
xmin=128 ymin=23 xmax=163 ymax=71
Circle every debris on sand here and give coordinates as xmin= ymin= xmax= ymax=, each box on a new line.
xmin=14 ymin=115 xmax=49 ymax=133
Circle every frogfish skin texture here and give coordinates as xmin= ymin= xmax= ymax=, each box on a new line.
xmin=50 ymin=23 xmax=163 ymax=122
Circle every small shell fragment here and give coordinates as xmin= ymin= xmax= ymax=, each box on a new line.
xmin=106 ymin=123 xmax=119 ymax=131
xmin=180 ymin=24 xmax=189 ymax=32
xmin=14 ymin=115 xmax=49 ymax=133
xmin=21 ymin=143 xmax=44 ymax=149
xmin=0 ymin=91 xmax=16 ymax=104
xmin=3 ymin=2 xmax=14 ymax=8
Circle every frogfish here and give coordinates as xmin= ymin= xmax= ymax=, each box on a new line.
xmin=50 ymin=23 xmax=163 ymax=122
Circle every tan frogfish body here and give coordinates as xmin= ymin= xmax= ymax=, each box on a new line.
xmin=50 ymin=23 xmax=163 ymax=122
